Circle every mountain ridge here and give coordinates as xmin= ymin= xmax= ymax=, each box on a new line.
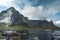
xmin=0 ymin=7 xmax=58 ymax=28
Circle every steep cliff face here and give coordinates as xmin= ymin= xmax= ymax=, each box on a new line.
xmin=0 ymin=7 xmax=28 ymax=25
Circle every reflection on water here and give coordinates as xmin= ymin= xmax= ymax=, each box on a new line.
xmin=52 ymin=30 xmax=60 ymax=40
xmin=0 ymin=30 xmax=60 ymax=40
xmin=32 ymin=36 xmax=39 ymax=40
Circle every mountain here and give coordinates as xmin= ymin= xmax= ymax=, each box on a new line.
xmin=28 ymin=20 xmax=56 ymax=28
xmin=0 ymin=7 xmax=28 ymax=25
xmin=0 ymin=7 xmax=57 ymax=28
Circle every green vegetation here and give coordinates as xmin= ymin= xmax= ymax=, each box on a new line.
xmin=0 ymin=22 xmax=60 ymax=30
xmin=0 ymin=22 xmax=7 ymax=30
xmin=0 ymin=22 xmax=7 ymax=26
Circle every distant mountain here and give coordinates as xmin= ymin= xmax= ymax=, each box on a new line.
xmin=28 ymin=20 xmax=56 ymax=28
xmin=0 ymin=7 xmax=58 ymax=28
xmin=0 ymin=7 xmax=28 ymax=25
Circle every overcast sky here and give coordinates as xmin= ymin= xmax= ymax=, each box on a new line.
xmin=0 ymin=0 xmax=60 ymax=26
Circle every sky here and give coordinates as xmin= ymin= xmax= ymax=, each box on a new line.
xmin=0 ymin=0 xmax=60 ymax=27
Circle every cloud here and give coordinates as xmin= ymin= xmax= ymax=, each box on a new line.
xmin=55 ymin=20 xmax=60 ymax=24
xmin=0 ymin=0 xmax=22 ymax=12
xmin=47 ymin=0 xmax=60 ymax=15
xmin=54 ymin=20 xmax=60 ymax=27
xmin=22 ymin=5 xmax=48 ymax=20
xmin=0 ymin=0 xmax=13 ymax=7
xmin=15 ymin=0 xmax=59 ymax=20
xmin=21 ymin=0 xmax=60 ymax=20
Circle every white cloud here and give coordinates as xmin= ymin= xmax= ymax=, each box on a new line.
xmin=0 ymin=0 xmax=22 ymax=13
xmin=54 ymin=20 xmax=60 ymax=24
xmin=22 ymin=5 xmax=48 ymax=20
xmin=0 ymin=0 xmax=13 ymax=7
xmin=54 ymin=20 xmax=60 ymax=27
xmin=21 ymin=0 xmax=60 ymax=20
xmin=47 ymin=6 xmax=60 ymax=15
xmin=21 ymin=4 xmax=60 ymax=20
xmin=47 ymin=0 xmax=60 ymax=15
xmin=37 ymin=6 xmax=43 ymax=11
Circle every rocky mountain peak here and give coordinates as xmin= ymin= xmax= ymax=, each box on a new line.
xmin=8 ymin=7 xmax=15 ymax=11
xmin=0 ymin=7 xmax=28 ymax=25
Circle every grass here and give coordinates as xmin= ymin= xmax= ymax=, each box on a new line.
xmin=3 ymin=25 xmax=60 ymax=30
xmin=0 ymin=22 xmax=60 ymax=30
